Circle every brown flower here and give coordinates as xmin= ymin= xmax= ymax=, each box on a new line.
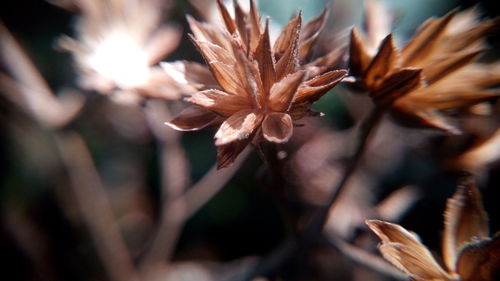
xmin=366 ymin=180 xmax=500 ymax=281
xmin=57 ymin=0 xmax=185 ymax=103
xmin=166 ymin=0 xmax=347 ymax=168
xmin=350 ymin=8 xmax=500 ymax=133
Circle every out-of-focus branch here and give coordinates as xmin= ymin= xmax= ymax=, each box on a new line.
xmin=141 ymin=100 xmax=249 ymax=270
xmin=54 ymin=132 xmax=140 ymax=281
xmin=328 ymin=237 xmax=407 ymax=280
xmin=142 ymin=99 xmax=190 ymax=268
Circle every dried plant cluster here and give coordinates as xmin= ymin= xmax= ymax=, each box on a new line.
xmin=367 ymin=180 xmax=499 ymax=281
xmin=166 ymin=0 xmax=346 ymax=168
xmin=1 ymin=0 xmax=499 ymax=281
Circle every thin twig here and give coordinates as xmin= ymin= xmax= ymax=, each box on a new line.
xmin=141 ymin=100 xmax=190 ymax=268
xmin=141 ymin=100 xmax=250 ymax=269
xmin=328 ymin=237 xmax=407 ymax=280
xmin=54 ymin=132 xmax=140 ymax=281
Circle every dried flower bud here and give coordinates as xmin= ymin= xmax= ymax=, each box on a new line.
xmin=350 ymin=7 xmax=500 ymax=134
xmin=57 ymin=0 xmax=185 ymax=103
xmin=166 ymin=0 xmax=347 ymax=168
xmin=366 ymin=179 xmax=500 ymax=281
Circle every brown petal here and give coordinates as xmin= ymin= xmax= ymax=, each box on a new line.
xmin=186 ymin=89 xmax=250 ymax=117
xmin=401 ymin=9 xmax=457 ymax=66
xmin=438 ymin=18 xmax=500 ymax=55
xmin=349 ymin=27 xmax=372 ymax=77
xmin=146 ymin=24 xmax=182 ymax=65
xmin=216 ymin=0 xmax=237 ymax=34
xmin=254 ymin=19 xmax=276 ymax=94
xmin=442 ymin=179 xmax=489 ymax=272
xmin=364 ymin=0 xmax=393 ymax=50
xmin=366 ymin=220 xmax=451 ymax=280
xmin=363 ymin=34 xmax=399 ymax=89
xmin=217 ymin=136 xmax=252 ymax=169
xmin=231 ymin=42 xmax=264 ymax=108
xmin=424 ymin=49 xmax=483 ymax=84
xmin=299 ymin=8 xmax=329 ymax=61
xmin=248 ymin=0 xmax=262 ymax=52
xmin=307 ymin=43 xmax=347 ymax=77
xmin=274 ymin=13 xmax=301 ymax=79
xmin=274 ymin=12 xmax=302 ymax=60
xmin=166 ymin=106 xmax=222 ymax=131
xmin=187 ymin=15 xmax=231 ymax=50
xmin=269 ymin=71 xmax=305 ymax=112
xmin=234 ymin=0 xmax=249 ymax=52
xmin=160 ymin=61 xmax=218 ymax=90
xmin=371 ymin=68 xmax=422 ymax=106
xmin=294 ymin=69 xmax=347 ymax=105
xmin=214 ymin=109 xmax=263 ymax=146
xmin=262 ymin=112 xmax=293 ymax=143
xmin=456 ymin=235 xmax=500 ymax=281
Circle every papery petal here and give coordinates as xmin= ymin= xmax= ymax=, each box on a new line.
xmin=231 ymin=43 xmax=264 ymax=107
xmin=214 ymin=109 xmax=263 ymax=146
xmin=456 ymin=235 xmax=500 ymax=281
xmin=349 ymin=27 xmax=372 ymax=77
xmin=294 ymin=70 xmax=347 ymax=105
xmin=269 ymin=71 xmax=305 ymax=112
xmin=274 ymin=13 xmax=301 ymax=79
xmin=254 ymin=20 xmax=276 ymax=94
xmin=262 ymin=112 xmax=293 ymax=143
xmin=371 ymin=68 xmax=423 ymax=105
xmin=217 ymin=137 xmax=252 ymax=169
xmin=248 ymin=0 xmax=262 ymax=52
xmin=160 ymin=61 xmax=218 ymax=90
xmin=187 ymin=15 xmax=231 ymax=50
xmin=216 ymin=0 xmax=237 ymax=34
xmin=424 ymin=49 xmax=483 ymax=84
xmin=274 ymin=12 xmax=302 ymax=60
xmin=364 ymin=0 xmax=393 ymax=50
xmin=146 ymin=24 xmax=182 ymax=65
xmin=363 ymin=34 xmax=399 ymax=89
xmin=366 ymin=220 xmax=452 ymax=280
xmin=166 ymin=106 xmax=222 ymax=131
xmin=299 ymin=8 xmax=329 ymax=62
xmin=401 ymin=9 xmax=457 ymax=66
xmin=442 ymin=179 xmax=489 ymax=272
xmin=186 ymin=89 xmax=250 ymax=117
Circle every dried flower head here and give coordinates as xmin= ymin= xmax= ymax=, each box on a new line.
xmin=166 ymin=0 xmax=347 ymax=168
xmin=57 ymin=0 xmax=185 ymax=103
xmin=366 ymin=179 xmax=500 ymax=281
xmin=350 ymin=8 xmax=500 ymax=133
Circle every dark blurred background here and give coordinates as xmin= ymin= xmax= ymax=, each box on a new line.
xmin=1 ymin=1 xmax=499 ymax=281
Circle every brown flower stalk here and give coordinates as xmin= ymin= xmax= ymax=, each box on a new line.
xmin=366 ymin=179 xmax=499 ymax=281
xmin=166 ymin=0 xmax=347 ymax=168
xmin=350 ymin=8 xmax=500 ymax=133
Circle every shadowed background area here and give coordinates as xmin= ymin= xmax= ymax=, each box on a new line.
xmin=1 ymin=1 xmax=499 ymax=281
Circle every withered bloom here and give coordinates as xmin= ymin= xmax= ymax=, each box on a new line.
xmin=57 ymin=0 xmax=185 ymax=103
xmin=350 ymin=8 xmax=500 ymax=133
xmin=366 ymin=180 xmax=500 ymax=281
xmin=166 ymin=0 xmax=347 ymax=168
